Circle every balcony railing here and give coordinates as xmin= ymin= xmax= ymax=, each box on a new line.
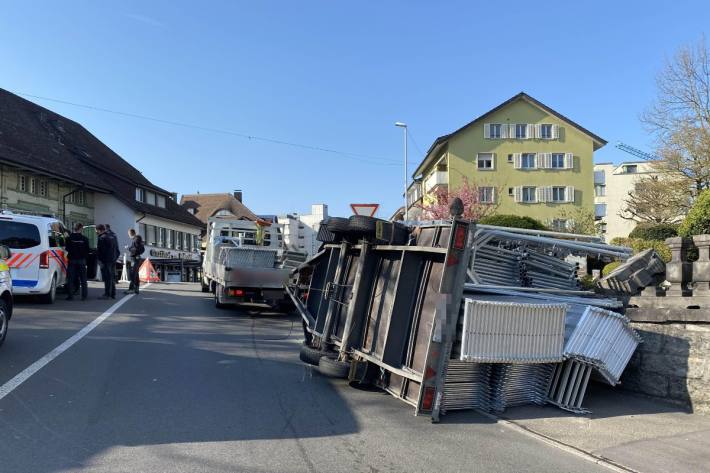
xmin=424 ymin=171 xmax=448 ymax=193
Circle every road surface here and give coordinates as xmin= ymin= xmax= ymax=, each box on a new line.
xmin=0 ymin=282 xmax=606 ymax=472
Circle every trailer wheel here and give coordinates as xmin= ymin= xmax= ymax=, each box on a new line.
xmin=347 ymin=215 xmax=379 ymax=236
xmin=299 ymin=344 xmax=324 ymax=366
xmin=325 ymin=217 xmax=350 ymax=235
xmin=318 ymin=356 xmax=351 ymax=378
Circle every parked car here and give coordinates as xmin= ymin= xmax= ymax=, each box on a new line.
xmin=0 ymin=244 xmax=14 ymax=346
xmin=0 ymin=212 xmax=67 ymax=303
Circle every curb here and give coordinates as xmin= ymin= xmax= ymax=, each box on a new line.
xmin=475 ymin=409 xmax=638 ymax=473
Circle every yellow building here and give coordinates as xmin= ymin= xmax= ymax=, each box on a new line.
xmin=408 ymin=93 xmax=606 ymax=229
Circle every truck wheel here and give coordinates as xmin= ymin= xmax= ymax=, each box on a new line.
xmin=214 ymin=285 xmax=227 ymax=309
xmin=40 ymin=275 xmax=57 ymax=304
xmin=299 ymin=343 xmax=325 ymax=366
xmin=0 ymin=300 xmax=8 ymax=347
xmin=201 ymin=281 xmax=210 ymax=293
xmin=318 ymin=356 xmax=351 ymax=378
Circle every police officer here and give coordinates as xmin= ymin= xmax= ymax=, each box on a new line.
xmin=96 ymin=224 xmax=118 ymax=299
xmin=65 ymin=223 xmax=90 ymax=300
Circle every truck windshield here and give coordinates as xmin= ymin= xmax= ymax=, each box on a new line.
xmin=0 ymin=221 xmax=42 ymax=249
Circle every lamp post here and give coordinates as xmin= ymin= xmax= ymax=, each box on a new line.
xmin=395 ymin=122 xmax=408 ymax=221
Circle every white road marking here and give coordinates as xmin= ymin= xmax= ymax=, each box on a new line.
xmin=0 ymin=285 xmax=150 ymax=401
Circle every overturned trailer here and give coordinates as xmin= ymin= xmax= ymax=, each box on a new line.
xmin=287 ymin=215 xmax=641 ymax=421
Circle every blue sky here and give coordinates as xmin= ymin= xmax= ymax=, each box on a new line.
xmin=1 ymin=1 xmax=707 ymax=218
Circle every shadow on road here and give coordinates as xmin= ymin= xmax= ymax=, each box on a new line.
xmin=0 ymin=283 xmax=361 ymax=473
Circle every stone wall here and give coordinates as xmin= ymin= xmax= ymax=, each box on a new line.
xmin=621 ymin=317 xmax=710 ymax=414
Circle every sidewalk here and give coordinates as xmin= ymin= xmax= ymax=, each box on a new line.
xmin=499 ymin=383 xmax=710 ymax=472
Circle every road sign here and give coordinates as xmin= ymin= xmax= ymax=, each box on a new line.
xmin=350 ymin=203 xmax=379 ymax=217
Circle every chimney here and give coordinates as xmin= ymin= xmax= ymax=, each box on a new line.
xmin=233 ymin=189 xmax=243 ymax=202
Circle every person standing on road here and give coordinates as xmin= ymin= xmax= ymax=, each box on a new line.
xmin=96 ymin=224 xmax=118 ymax=299
xmin=65 ymin=223 xmax=90 ymax=301
xmin=125 ymin=228 xmax=145 ymax=295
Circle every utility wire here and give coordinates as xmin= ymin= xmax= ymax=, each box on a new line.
xmin=407 ymin=129 xmax=426 ymax=158
xmin=14 ymin=91 xmax=402 ymax=167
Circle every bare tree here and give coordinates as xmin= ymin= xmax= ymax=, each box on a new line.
xmin=642 ymin=36 xmax=710 ymax=195
xmin=621 ymin=174 xmax=690 ymax=223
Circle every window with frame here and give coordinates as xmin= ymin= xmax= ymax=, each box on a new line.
xmin=168 ymin=230 xmax=175 ymax=249
xmin=30 ymin=177 xmax=37 ymax=194
xmin=139 ymin=223 xmax=147 ymax=239
xmin=489 ymin=124 xmax=502 ymax=139
xmin=521 ymin=153 xmax=536 ymax=169
xmin=145 ymin=192 xmax=156 ymax=206
xmin=551 ymin=186 xmax=566 ymax=202
xmin=522 ymin=187 xmax=536 ymax=202
xmin=515 ymin=124 xmax=527 ymax=139
xmin=479 ymin=187 xmax=495 ymax=204
xmin=551 ymin=219 xmax=567 ymax=231
xmin=477 ymin=153 xmax=494 ymax=170
xmin=594 ymin=184 xmax=606 ymax=196
xmin=508 ymin=187 xmax=514 ymax=197
xmin=623 ymin=165 xmax=638 ymax=174
xmin=19 ymin=175 xmax=27 ymax=192
xmin=136 ymin=187 xmax=145 ymax=202
xmin=551 ymin=153 xmax=565 ymax=169
xmin=146 ymin=225 xmax=157 ymax=246
xmin=539 ymin=124 xmax=553 ymax=139
xmin=157 ymin=195 xmax=166 ymax=208
xmin=595 ymin=203 xmax=607 ymax=218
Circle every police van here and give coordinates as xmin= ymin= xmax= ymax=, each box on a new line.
xmin=0 ymin=212 xmax=68 ymax=303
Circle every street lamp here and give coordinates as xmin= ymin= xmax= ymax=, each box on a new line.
xmin=395 ymin=122 xmax=408 ymax=221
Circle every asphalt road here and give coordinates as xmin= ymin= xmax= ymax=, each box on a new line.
xmin=0 ymin=282 xmax=607 ymax=473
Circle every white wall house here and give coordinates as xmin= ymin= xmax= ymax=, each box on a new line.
xmin=0 ymin=87 xmax=205 ymax=282
xmin=278 ymin=204 xmax=328 ymax=256
xmin=594 ymin=161 xmax=660 ymax=241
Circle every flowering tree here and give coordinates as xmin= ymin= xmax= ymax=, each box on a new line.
xmin=417 ymin=177 xmax=499 ymax=220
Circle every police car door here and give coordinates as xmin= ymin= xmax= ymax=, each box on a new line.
xmin=48 ymin=222 xmax=68 ymax=286
xmin=0 ymin=218 xmax=42 ymax=289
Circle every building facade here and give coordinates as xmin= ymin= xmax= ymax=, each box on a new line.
xmin=409 ymin=93 xmax=606 ymax=229
xmin=278 ymin=204 xmax=328 ymax=256
xmin=0 ymin=87 xmax=204 ymax=282
xmin=593 ymin=161 xmax=660 ymax=241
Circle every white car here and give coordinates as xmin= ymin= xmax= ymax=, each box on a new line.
xmin=0 ymin=245 xmax=13 ymax=346
xmin=0 ymin=212 xmax=68 ymax=303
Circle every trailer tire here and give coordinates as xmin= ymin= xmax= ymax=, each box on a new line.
xmin=318 ymin=356 xmax=350 ymax=378
xmin=347 ymin=215 xmax=378 ymax=236
xmin=299 ymin=344 xmax=324 ymax=366
xmin=325 ymin=217 xmax=350 ymax=235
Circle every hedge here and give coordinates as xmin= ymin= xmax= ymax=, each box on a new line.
xmin=602 ymin=261 xmax=622 ymax=276
xmin=679 ymin=189 xmax=710 ymax=237
xmin=479 ymin=214 xmax=547 ymax=230
xmin=610 ymin=237 xmax=672 ymax=262
xmin=628 ymin=222 xmax=678 ymax=241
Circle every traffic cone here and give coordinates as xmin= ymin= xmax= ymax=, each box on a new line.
xmin=139 ymin=258 xmax=160 ymax=282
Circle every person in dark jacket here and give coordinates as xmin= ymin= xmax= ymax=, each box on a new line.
xmin=96 ymin=224 xmax=118 ymax=299
xmin=125 ymin=228 xmax=145 ymax=295
xmin=65 ymin=223 xmax=90 ymax=300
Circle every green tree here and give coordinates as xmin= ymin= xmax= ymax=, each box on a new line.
xmin=554 ymin=207 xmax=597 ymax=235
xmin=679 ymin=189 xmax=710 ymax=236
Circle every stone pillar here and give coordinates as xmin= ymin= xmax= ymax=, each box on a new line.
xmin=665 ymin=237 xmax=693 ymax=297
xmin=693 ymin=235 xmax=710 ymax=296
